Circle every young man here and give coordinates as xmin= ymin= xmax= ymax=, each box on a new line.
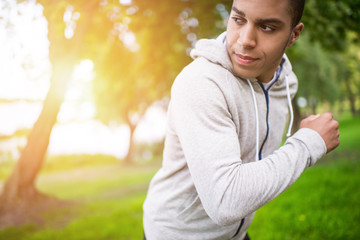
xmin=143 ymin=0 xmax=340 ymax=239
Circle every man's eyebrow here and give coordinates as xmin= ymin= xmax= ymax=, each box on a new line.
xmin=231 ymin=6 xmax=285 ymax=25
xmin=231 ymin=7 xmax=245 ymax=17
xmin=257 ymin=18 xmax=285 ymax=25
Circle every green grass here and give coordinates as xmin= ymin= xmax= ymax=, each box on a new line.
xmin=41 ymin=154 xmax=121 ymax=173
xmin=337 ymin=115 xmax=360 ymax=152
xmin=0 ymin=116 xmax=359 ymax=239
xmin=0 ymin=154 xmax=121 ymax=181
xmin=248 ymin=159 xmax=360 ymax=239
xmin=37 ymin=162 xmax=156 ymax=199
xmin=0 ymin=161 xmax=160 ymax=240
xmin=0 ymin=194 xmax=147 ymax=240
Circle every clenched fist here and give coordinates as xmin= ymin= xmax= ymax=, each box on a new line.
xmin=300 ymin=112 xmax=340 ymax=153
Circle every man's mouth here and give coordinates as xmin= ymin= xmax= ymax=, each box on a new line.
xmin=235 ymin=53 xmax=259 ymax=65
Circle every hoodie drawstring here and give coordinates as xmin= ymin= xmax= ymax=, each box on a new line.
xmin=285 ymin=76 xmax=294 ymax=137
xmin=246 ymin=79 xmax=259 ymax=162
xmin=247 ymin=76 xmax=294 ymax=162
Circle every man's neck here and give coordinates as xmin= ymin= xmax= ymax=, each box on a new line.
xmin=260 ymin=58 xmax=285 ymax=90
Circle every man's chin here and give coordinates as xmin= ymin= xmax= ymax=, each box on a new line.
xmin=232 ymin=69 xmax=258 ymax=80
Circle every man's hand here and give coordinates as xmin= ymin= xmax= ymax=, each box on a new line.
xmin=300 ymin=112 xmax=340 ymax=153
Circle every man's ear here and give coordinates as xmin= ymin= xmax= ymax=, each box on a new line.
xmin=288 ymin=23 xmax=304 ymax=47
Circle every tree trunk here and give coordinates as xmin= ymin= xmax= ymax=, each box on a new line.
xmin=291 ymin=97 xmax=302 ymax=134
xmin=344 ymin=75 xmax=357 ymax=117
xmin=0 ymin=64 xmax=72 ymax=212
xmin=310 ymin=99 xmax=317 ymax=115
xmin=124 ymin=121 xmax=137 ymax=164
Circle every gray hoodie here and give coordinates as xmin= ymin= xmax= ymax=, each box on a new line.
xmin=143 ymin=35 xmax=326 ymax=240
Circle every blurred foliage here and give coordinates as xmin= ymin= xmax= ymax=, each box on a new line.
xmin=133 ymin=140 xmax=165 ymax=162
xmin=34 ymin=0 xmax=360 ymax=125
xmin=92 ymin=0 xmax=192 ymax=125
xmin=302 ymin=0 xmax=360 ymax=51
xmin=286 ymin=33 xmax=343 ymax=112
xmin=286 ymin=33 xmax=360 ymax=115
xmin=3 ymin=0 xmax=358 ymax=160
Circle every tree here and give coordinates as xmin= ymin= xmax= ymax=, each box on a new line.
xmin=92 ymin=0 xmax=193 ymax=163
xmin=286 ymin=33 xmax=343 ymax=113
xmin=91 ymin=0 xmax=239 ymax=163
xmin=0 ymin=0 xmax=215 ymax=213
xmin=339 ymin=40 xmax=360 ymax=116
xmin=287 ymin=1 xmax=360 ymax=119
xmin=0 ymin=0 xmax=102 ymax=213
xmin=302 ymin=0 xmax=360 ymax=51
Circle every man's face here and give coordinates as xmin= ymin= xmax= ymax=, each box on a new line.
xmin=226 ymin=0 xmax=303 ymax=82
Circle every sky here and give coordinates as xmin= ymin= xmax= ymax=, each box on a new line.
xmin=0 ymin=0 xmax=167 ymax=161
xmin=0 ymin=0 xmax=50 ymax=100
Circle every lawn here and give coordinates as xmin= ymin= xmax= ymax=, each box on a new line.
xmin=0 ymin=160 xmax=160 ymax=240
xmin=0 ymin=116 xmax=359 ymax=239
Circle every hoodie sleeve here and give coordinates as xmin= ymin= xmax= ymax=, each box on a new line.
xmin=170 ymin=68 xmax=326 ymax=226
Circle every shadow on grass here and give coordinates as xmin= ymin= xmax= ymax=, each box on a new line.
xmin=0 ymin=160 xmax=159 ymax=240
xmin=0 ymin=197 xmax=77 ymax=239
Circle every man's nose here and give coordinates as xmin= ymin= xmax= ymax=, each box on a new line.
xmin=237 ymin=25 xmax=256 ymax=49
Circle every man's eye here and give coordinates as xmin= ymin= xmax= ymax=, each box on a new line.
xmin=261 ymin=25 xmax=275 ymax=32
xmin=232 ymin=17 xmax=245 ymax=24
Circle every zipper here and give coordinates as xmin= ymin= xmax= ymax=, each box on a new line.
xmin=258 ymin=84 xmax=270 ymax=160
xmin=257 ymin=58 xmax=285 ymax=160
